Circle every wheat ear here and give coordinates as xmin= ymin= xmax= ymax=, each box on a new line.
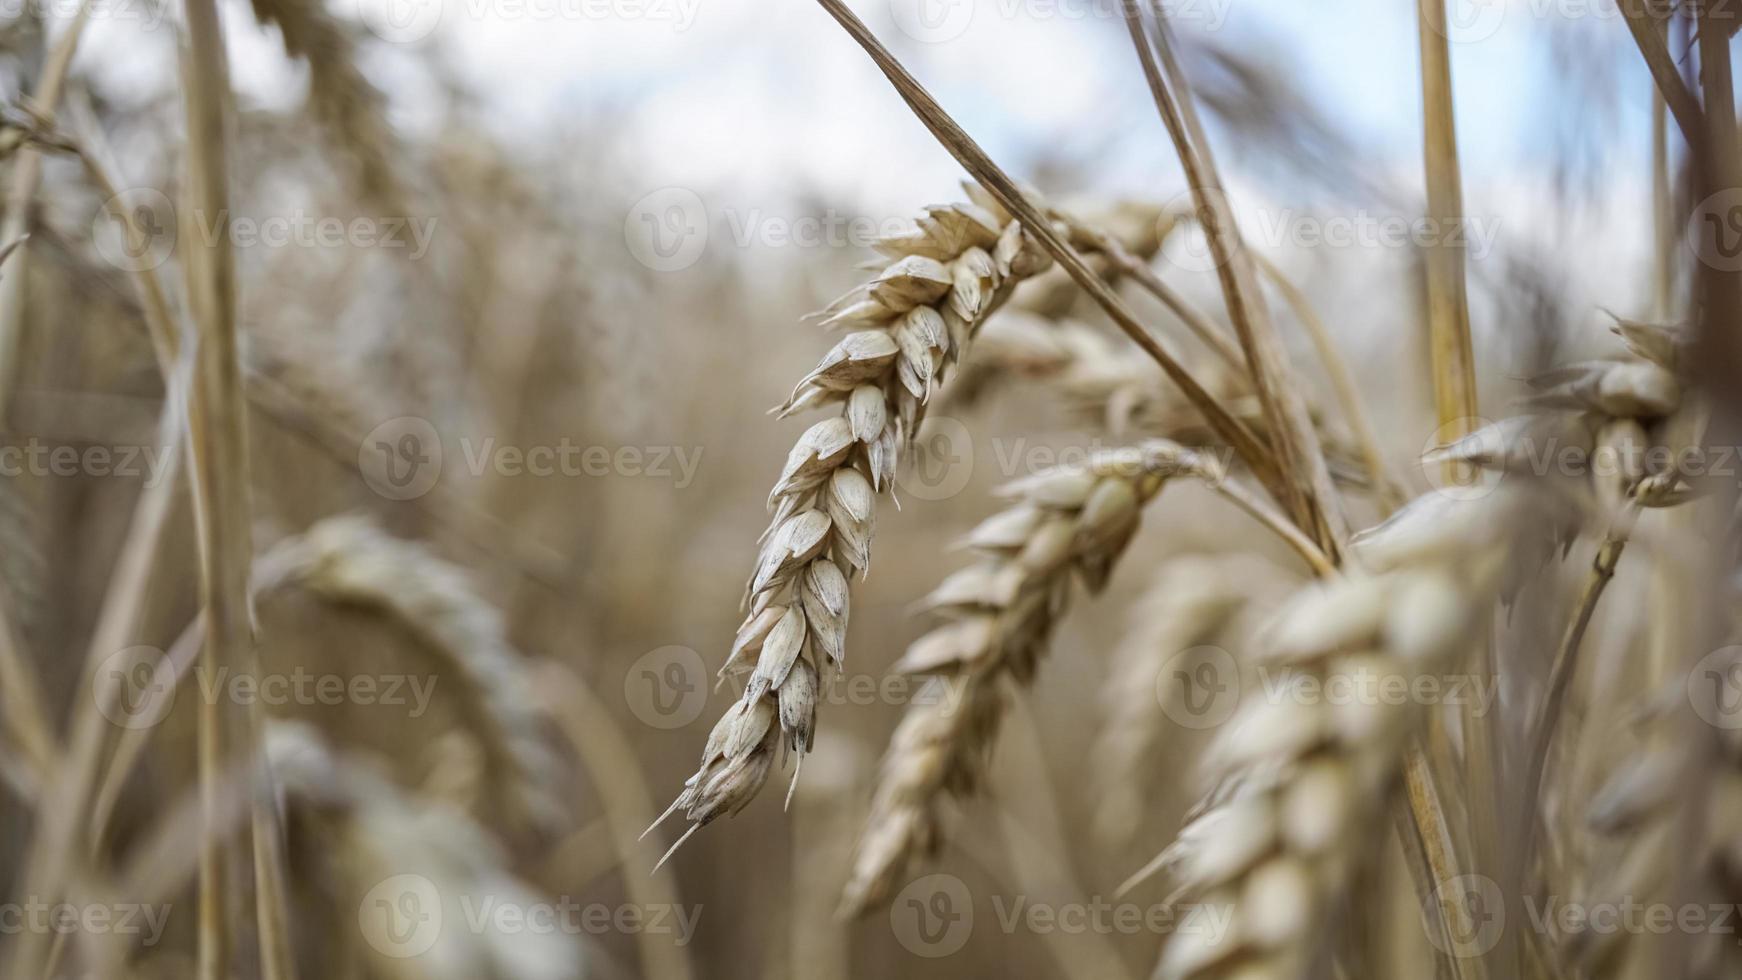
xmin=267 ymin=721 xmax=582 ymax=980
xmin=1090 ymin=556 xmax=1265 ymax=850
xmin=1149 ymin=488 xmax=1528 ymax=979
xmin=245 ymin=0 xmax=404 ymax=210
xmin=644 ymin=195 xmax=1053 ymax=857
xmin=839 ymin=441 xmax=1228 ymax=914
xmin=255 ymin=514 xmax=568 ymax=837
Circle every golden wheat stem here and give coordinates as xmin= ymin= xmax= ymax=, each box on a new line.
xmin=1206 ymin=473 xmax=1336 ymax=576
xmin=178 ymin=0 xmax=280 ymax=974
xmin=1126 ymin=1 xmax=1347 ymax=557
xmin=1623 ymin=3 xmax=1700 ymax=148
xmin=1414 ymin=18 xmax=1504 ymax=969
xmin=1057 ymin=211 xmax=1246 ymax=372
xmin=1517 ymin=509 xmax=1636 ymax=885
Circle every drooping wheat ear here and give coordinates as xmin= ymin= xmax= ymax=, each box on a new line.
xmin=267 ymin=721 xmax=581 ymax=980
xmin=245 ymin=0 xmax=403 ymax=210
xmin=255 ymin=514 xmax=566 ymax=837
xmin=647 ymin=194 xmax=1052 ymax=859
xmin=838 ymin=441 xmax=1217 ymax=915
xmin=1149 ymin=487 xmax=1530 ymax=979
xmin=1089 ymin=555 xmax=1267 ymax=850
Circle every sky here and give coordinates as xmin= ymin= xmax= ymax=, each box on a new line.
xmin=59 ymin=0 xmax=1671 ymax=320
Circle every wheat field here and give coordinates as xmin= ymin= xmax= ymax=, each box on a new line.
xmin=0 ymin=0 xmax=1738 ymax=978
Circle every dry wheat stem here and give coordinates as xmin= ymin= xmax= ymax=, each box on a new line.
xmin=839 ymin=441 xmax=1219 ymax=913
xmin=1057 ymin=210 xmax=1245 ymax=372
xmin=1622 ymin=2 xmax=1700 ymax=149
xmin=1124 ymin=0 xmax=1346 ymax=557
xmin=177 ymin=2 xmax=279 ymax=973
xmin=813 ymin=0 xmax=1288 ymax=504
